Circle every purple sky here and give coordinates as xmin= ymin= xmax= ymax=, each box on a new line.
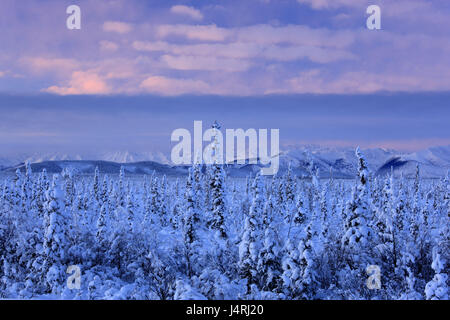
xmin=1 ymin=0 xmax=449 ymax=95
xmin=0 ymin=0 xmax=449 ymax=153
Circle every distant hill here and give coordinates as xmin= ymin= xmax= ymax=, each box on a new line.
xmin=1 ymin=145 xmax=449 ymax=178
xmin=3 ymin=160 xmax=189 ymax=177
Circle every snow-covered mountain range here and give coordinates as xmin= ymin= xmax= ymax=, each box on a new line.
xmin=1 ymin=145 xmax=449 ymax=178
xmin=0 ymin=151 xmax=171 ymax=168
xmin=278 ymin=145 xmax=450 ymax=178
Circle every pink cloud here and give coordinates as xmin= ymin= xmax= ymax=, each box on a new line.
xmin=296 ymin=0 xmax=366 ymax=10
xmin=133 ymin=41 xmax=171 ymax=52
xmin=103 ymin=21 xmax=133 ymax=34
xmin=155 ymin=24 xmax=354 ymax=48
xmin=140 ymin=76 xmax=211 ymax=95
xmin=156 ymin=24 xmax=230 ymax=42
xmin=134 ymin=41 xmax=260 ymax=59
xmin=44 ymin=71 xmax=110 ymax=95
xmin=134 ymin=40 xmax=354 ymax=64
xmin=21 ymin=57 xmax=79 ymax=75
xmin=170 ymin=5 xmax=203 ymax=21
xmin=263 ymin=45 xmax=355 ymax=63
xmin=161 ymin=54 xmax=252 ymax=72
xmin=277 ymin=69 xmax=450 ymax=94
xmin=236 ymin=24 xmax=355 ymax=48
xmin=99 ymin=40 xmax=119 ymax=51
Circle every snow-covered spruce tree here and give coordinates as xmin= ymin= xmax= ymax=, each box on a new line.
xmin=257 ymin=194 xmax=282 ymax=292
xmin=228 ymin=182 xmax=243 ymax=239
xmin=16 ymin=164 xmax=36 ymax=226
xmin=41 ymin=174 xmax=69 ymax=294
xmin=108 ymin=217 xmax=127 ymax=272
xmin=393 ymin=175 xmax=408 ymax=240
xmin=396 ymin=174 xmax=423 ymax=298
xmin=14 ymin=165 xmax=46 ymax=298
xmin=107 ymin=177 xmax=116 ymax=210
xmin=434 ymin=175 xmax=449 ymax=221
xmin=142 ymin=187 xmax=152 ymax=231
xmin=158 ymin=175 xmax=169 ymax=227
xmin=0 ymin=180 xmax=13 ymax=215
xmin=272 ymin=175 xmax=284 ymax=217
xmin=96 ymin=203 xmax=108 ymax=248
xmin=147 ymin=250 xmax=176 ymax=300
xmin=191 ymin=266 xmax=247 ymax=300
xmin=0 ymin=259 xmax=15 ymax=298
xmin=371 ymin=176 xmax=382 ymax=210
xmin=182 ymin=168 xmax=201 ymax=277
xmin=443 ymin=171 xmax=450 ymax=219
xmin=281 ymin=238 xmax=302 ymax=298
xmin=391 ymin=174 xmax=418 ymax=291
xmin=372 ymin=172 xmax=396 ymax=293
xmin=295 ymin=187 xmax=323 ymax=299
xmin=106 ymin=176 xmax=126 ymax=272
xmin=375 ymin=174 xmax=395 ymax=262
xmin=239 ymin=173 xmax=263 ymax=292
xmin=341 ymin=148 xmax=378 ymax=294
xmin=292 ymin=181 xmax=308 ymax=230
xmin=319 ymin=179 xmax=331 ymax=240
xmin=32 ymin=171 xmax=43 ymax=218
xmin=11 ymin=169 xmax=23 ymax=214
xmin=425 ymin=243 xmax=448 ymax=300
xmin=398 ymin=250 xmax=422 ymax=300
xmin=283 ymin=164 xmax=296 ymax=224
xmin=203 ymin=165 xmax=213 ymax=218
xmin=174 ymin=279 xmax=207 ymax=300
xmin=149 ymin=175 xmax=162 ymax=226
xmin=239 ymin=176 xmax=251 ymax=224
xmin=421 ymin=189 xmax=434 ymax=235
xmin=38 ymin=169 xmax=50 ymax=218
xmin=125 ymin=191 xmax=136 ymax=234
xmin=20 ymin=162 xmax=33 ymax=216
xmin=328 ymin=181 xmax=343 ymax=242
xmin=72 ymin=189 xmax=88 ymax=230
xmin=411 ymin=165 xmax=423 ymax=233
xmin=61 ymin=167 xmax=75 ymax=210
xmin=0 ymin=181 xmax=19 ymax=297
xmin=100 ymin=175 xmax=109 ymax=205
xmin=117 ymin=166 xmax=126 ymax=207
xmin=309 ymin=163 xmax=324 ymax=253
xmin=281 ymin=161 xmax=316 ymax=299
xmin=296 ymin=236 xmax=319 ymax=299
xmin=210 ymin=163 xmax=227 ymax=239
xmin=192 ymin=161 xmax=204 ymax=222
xmin=402 ymin=165 xmax=425 ymax=294
xmin=169 ymin=178 xmax=182 ymax=229
xmin=124 ymin=185 xmax=144 ymax=261
xmin=85 ymin=185 xmax=100 ymax=233
xmin=93 ymin=166 xmax=100 ymax=203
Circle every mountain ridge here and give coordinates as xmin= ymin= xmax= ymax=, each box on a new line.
xmin=1 ymin=145 xmax=449 ymax=178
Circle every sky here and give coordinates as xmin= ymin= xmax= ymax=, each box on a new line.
xmin=0 ymin=0 xmax=449 ymax=154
